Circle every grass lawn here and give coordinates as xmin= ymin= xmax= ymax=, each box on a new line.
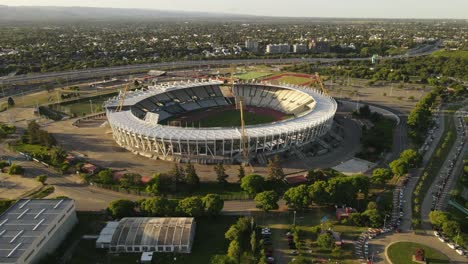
xmin=387 ymin=242 xmax=449 ymax=264
xmin=432 ymin=50 xmax=468 ymax=60
xmin=256 ymin=208 xmax=363 ymax=264
xmin=54 ymin=92 xmax=117 ymax=116
xmin=64 ymin=213 xmax=238 ymax=264
xmin=235 ymin=71 xmax=272 ymax=80
xmin=180 ymin=109 xmax=278 ymax=127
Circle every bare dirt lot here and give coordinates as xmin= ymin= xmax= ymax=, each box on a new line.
xmin=0 ymin=173 xmax=41 ymax=199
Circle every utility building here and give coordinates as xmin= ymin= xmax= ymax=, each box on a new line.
xmin=96 ymin=217 xmax=196 ymax=254
xmin=0 ymin=199 xmax=77 ymax=264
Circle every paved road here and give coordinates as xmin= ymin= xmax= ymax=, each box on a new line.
xmin=421 ymin=105 xmax=467 ymax=229
xmin=0 ymin=44 xmax=438 ymax=87
xmin=369 ymin=232 xmax=468 ymax=264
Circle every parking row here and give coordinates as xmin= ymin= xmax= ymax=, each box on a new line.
xmin=431 ymin=113 xmax=466 ymax=211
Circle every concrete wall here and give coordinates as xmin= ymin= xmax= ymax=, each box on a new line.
xmin=338 ymin=99 xmax=400 ymax=125
xmin=27 ymin=204 xmax=78 ymax=264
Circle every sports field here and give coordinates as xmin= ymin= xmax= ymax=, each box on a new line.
xmin=235 ymin=71 xmax=272 ymax=80
xmin=387 ymin=242 xmax=449 ymax=264
xmin=164 ymin=105 xmax=291 ymax=127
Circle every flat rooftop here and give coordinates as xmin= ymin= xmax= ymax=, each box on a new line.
xmin=0 ymin=199 xmax=75 ymax=264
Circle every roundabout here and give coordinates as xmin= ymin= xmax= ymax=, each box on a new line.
xmin=387 ymin=241 xmax=449 ymax=264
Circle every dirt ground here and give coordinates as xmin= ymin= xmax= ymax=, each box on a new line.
xmin=0 ymin=75 xmax=424 ymax=182
xmin=0 ymin=173 xmax=42 ymax=199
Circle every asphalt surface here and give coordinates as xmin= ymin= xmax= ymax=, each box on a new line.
xmin=0 ymin=44 xmax=439 ymax=87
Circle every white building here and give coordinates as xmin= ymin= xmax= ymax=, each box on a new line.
xmin=245 ymin=39 xmax=259 ymax=52
xmin=293 ymin=44 xmax=308 ymax=53
xmin=96 ymin=217 xmax=196 ymax=254
xmin=0 ymin=199 xmax=78 ymax=264
xmin=266 ymin=44 xmax=290 ymax=54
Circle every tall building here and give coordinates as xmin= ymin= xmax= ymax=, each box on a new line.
xmin=245 ymin=39 xmax=258 ymax=52
xmin=293 ymin=44 xmax=308 ymax=53
xmin=266 ymin=44 xmax=290 ymax=54
xmin=309 ymin=39 xmax=330 ymax=53
xmin=0 ymin=199 xmax=78 ymax=264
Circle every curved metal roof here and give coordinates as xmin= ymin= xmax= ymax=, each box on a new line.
xmin=106 ymin=81 xmax=337 ymax=140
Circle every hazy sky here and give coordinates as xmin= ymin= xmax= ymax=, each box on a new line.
xmin=2 ymin=0 xmax=468 ymax=19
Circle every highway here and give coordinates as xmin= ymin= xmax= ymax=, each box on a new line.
xmin=0 ymin=44 xmax=439 ymax=86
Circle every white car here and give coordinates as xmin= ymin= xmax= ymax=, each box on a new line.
xmin=447 ymin=243 xmax=456 ymax=249
xmin=437 ymin=236 xmax=445 ymax=242
xmin=455 ymin=249 xmax=465 ymax=255
xmin=434 ymin=231 xmax=440 ymax=237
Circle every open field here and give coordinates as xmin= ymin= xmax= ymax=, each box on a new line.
xmin=235 ymin=71 xmax=272 ymax=80
xmin=163 ymin=105 xmax=290 ymax=127
xmin=0 ymin=173 xmax=42 ymax=199
xmin=387 ymin=242 xmax=449 ymax=264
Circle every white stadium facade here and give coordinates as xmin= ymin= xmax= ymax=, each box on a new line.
xmin=104 ymin=80 xmax=337 ymax=164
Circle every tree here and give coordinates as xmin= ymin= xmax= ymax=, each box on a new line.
xmin=210 ymin=255 xmax=236 ymax=264
xmin=283 ymin=185 xmax=311 ymax=210
xmin=254 ymin=191 xmax=279 ymax=212
xmin=442 ymin=221 xmax=460 ymax=238
xmin=97 ymin=169 xmax=114 ymax=185
xmin=177 ymin=196 xmax=204 ymax=217
xmin=7 ymin=97 xmax=14 ymax=106
xmin=399 ymin=149 xmax=422 ymax=168
xmin=308 ymin=180 xmax=329 ymax=204
xmin=202 ymin=194 xmax=224 ymax=216
xmin=240 ymin=174 xmax=265 ymax=196
xmin=215 ymin=163 xmax=228 ymax=183
xmin=227 ymin=239 xmax=241 ymax=262
xmin=317 ymin=232 xmax=334 ymax=249
xmin=170 ymin=163 xmax=184 ymax=184
xmin=306 ymin=169 xmax=328 ymax=183
xmin=238 ymin=165 xmax=245 ymax=182
xmin=185 ymin=163 xmax=200 ymax=190
xmin=107 ymin=199 xmax=135 ymax=219
xmin=429 ymin=211 xmax=449 ymax=228
xmin=8 ymin=164 xmax=23 ymax=175
xmin=371 ymin=168 xmax=392 ymax=184
xmin=145 ymin=173 xmax=161 ymax=195
xmin=367 ymin=201 xmax=378 ymax=210
xmin=389 ymin=158 xmax=408 ymax=176
xmin=120 ymin=173 xmax=142 ymax=189
xmin=362 ymin=209 xmax=382 ymax=227
xmin=250 ymin=231 xmax=257 ymax=254
xmin=267 ymin=155 xmax=284 ymax=181
xmin=35 ymin=174 xmax=47 ymax=185
xmin=225 ymin=225 xmax=241 ymax=241
xmin=139 ymin=197 xmax=174 ymax=216
xmin=348 ymin=212 xmax=365 ymax=226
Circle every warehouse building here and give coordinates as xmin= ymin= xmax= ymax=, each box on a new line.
xmin=0 ymin=199 xmax=78 ymax=264
xmin=96 ymin=217 xmax=196 ymax=254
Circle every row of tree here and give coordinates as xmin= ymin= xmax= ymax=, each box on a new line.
xmin=407 ymin=88 xmax=439 ymax=144
xmin=107 ymin=194 xmax=224 ymax=219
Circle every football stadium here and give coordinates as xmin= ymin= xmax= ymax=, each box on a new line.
xmin=104 ymin=80 xmax=337 ymax=164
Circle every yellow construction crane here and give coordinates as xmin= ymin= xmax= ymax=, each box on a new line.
xmin=116 ymin=84 xmax=129 ymax=112
xmin=238 ymin=98 xmax=248 ymax=163
xmin=314 ymin=72 xmax=329 ymax=95
xmin=229 ymin=64 xmax=249 ymax=163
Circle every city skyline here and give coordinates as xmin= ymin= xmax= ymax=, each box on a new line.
xmin=1 ymin=0 xmax=468 ymax=19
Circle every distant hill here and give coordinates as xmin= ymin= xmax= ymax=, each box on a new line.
xmin=0 ymin=5 xmax=253 ymax=22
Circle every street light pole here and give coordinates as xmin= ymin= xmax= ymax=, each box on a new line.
xmin=293 ymin=211 xmax=296 ymax=226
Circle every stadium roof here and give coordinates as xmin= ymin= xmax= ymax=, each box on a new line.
xmin=97 ymin=217 xmax=195 ymax=248
xmin=0 ymin=199 xmax=75 ymax=264
xmin=105 ymin=82 xmax=337 ymax=140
